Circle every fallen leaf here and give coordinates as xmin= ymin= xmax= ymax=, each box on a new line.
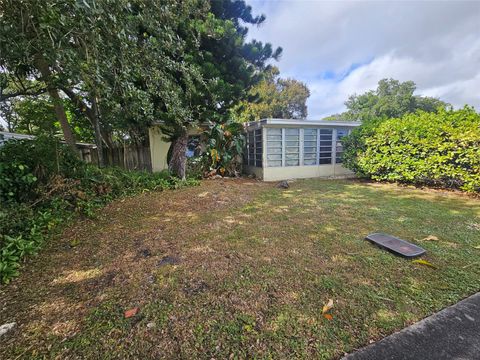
xmin=412 ymin=259 xmax=437 ymax=269
xmin=322 ymin=299 xmax=334 ymax=314
xmin=197 ymin=192 xmax=209 ymax=198
xmin=421 ymin=235 xmax=439 ymax=241
xmin=69 ymin=239 xmax=80 ymax=248
xmin=473 ymin=245 xmax=480 ymax=250
xmin=323 ymin=313 xmax=333 ymax=321
xmin=124 ymin=307 xmax=139 ymax=318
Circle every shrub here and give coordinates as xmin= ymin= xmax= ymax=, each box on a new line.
xmin=186 ymin=156 xmax=206 ymax=180
xmin=0 ymin=136 xmax=83 ymax=204
xmin=343 ymin=107 xmax=480 ymax=192
xmin=341 ymin=117 xmax=386 ymax=175
xmin=0 ymin=137 xmax=198 ymax=283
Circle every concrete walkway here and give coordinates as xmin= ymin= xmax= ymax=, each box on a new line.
xmin=343 ymin=292 xmax=480 ymax=360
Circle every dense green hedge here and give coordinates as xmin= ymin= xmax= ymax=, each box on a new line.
xmin=0 ymin=137 xmax=198 ymax=283
xmin=342 ymin=107 xmax=480 ymax=192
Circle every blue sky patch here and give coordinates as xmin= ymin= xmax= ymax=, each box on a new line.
xmin=317 ymin=57 xmax=374 ymax=83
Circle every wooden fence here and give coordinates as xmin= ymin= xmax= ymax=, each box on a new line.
xmin=79 ymin=144 xmax=152 ymax=172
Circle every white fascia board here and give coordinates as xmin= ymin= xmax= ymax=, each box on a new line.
xmin=245 ymin=119 xmax=361 ymax=129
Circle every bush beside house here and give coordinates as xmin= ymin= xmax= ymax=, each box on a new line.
xmin=343 ymin=107 xmax=480 ymax=192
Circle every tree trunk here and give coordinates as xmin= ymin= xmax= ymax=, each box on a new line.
xmin=48 ymin=89 xmax=77 ymax=151
xmin=168 ymin=131 xmax=188 ymax=180
xmin=34 ymin=56 xmax=77 ymax=151
xmin=61 ymin=86 xmax=114 ymax=150
xmin=91 ymin=96 xmax=105 ymax=167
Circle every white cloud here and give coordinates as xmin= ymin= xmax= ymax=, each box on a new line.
xmin=246 ymin=0 xmax=480 ymax=118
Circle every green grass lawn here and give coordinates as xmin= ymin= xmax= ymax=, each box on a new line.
xmin=1 ymin=179 xmax=479 ymax=359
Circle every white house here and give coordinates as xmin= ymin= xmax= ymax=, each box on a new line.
xmin=243 ymin=119 xmax=361 ymax=181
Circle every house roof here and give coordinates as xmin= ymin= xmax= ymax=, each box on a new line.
xmin=0 ymin=131 xmax=36 ymax=141
xmin=245 ymin=118 xmax=361 ymax=129
xmin=0 ymin=131 xmax=96 ymax=148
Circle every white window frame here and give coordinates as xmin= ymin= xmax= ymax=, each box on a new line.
xmin=266 ymin=127 xmax=283 ymax=167
xmin=302 ymin=128 xmax=318 ymax=166
xmin=254 ymin=128 xmax=262 ymax=167
xmin=319 ymin=128 xmax=334 ymax=165
xmin=262 ymin=126 xmax=351 ymax=168
xmin=246 ymin=128 xmax=263 ymax=167
xmin=284 ymin=128 xmax=300 ymax=167
xmin=247 ymin=130 xmax=254 ymax=166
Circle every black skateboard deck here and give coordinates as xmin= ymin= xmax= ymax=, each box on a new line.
xmin=365 ymin=233 xmax=426 ymax=258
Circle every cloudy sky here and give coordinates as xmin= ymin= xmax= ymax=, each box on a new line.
xmin=246 ymin=0 xmax=480 ymax=119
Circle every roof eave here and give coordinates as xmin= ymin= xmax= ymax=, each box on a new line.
xmin=245 ymin=118 xmax=361 ymax=128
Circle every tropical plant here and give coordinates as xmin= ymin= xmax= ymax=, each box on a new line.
xmin=204 ymin=120 xmax=245 ymax=176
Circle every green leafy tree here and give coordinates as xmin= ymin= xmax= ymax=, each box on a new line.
xmin=322 ymin=113 xmax=343 ymax=121
xmin=0 ymin=0 xmax=281 ymax=179
xmin=11 ymin=97 xmax=57 ymax=136
xmin=0 ymin=73 xmax=46 ymax=104
xmin=233 ymin=66 xmax=310 ymax=122
xmin=342 ymin=78 xmax=448 ymax=121
xmin=58 ymin=0 xmax=208 ymax=168
xmin=0 ymin=75 xmax=46 ymax=132
xmin=5 ymin=96 xmax=93 ymax=142
xmin=338 ymin=79 xmax=451 ymax=174
xmin=195 ymin=0 xmax=282 ymax=120
xmin=0 ymin=0 xmax=81 ymax=149
xmin=163 ymin=0 xmax=282 ymax=178
xmin=0 ymin=0 xmax=208 ymax=163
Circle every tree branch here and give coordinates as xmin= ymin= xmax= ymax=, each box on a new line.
xmin=60 ymin=86 xmax=113 ymax=148
xmin=0 ymin=73 xmax=47 ymax=101
xmin=0 ymin=87 xmax=46 ymax=102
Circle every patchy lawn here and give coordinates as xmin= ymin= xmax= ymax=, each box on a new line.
xmin=1 ymin=178 xmax=479 ymax=359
